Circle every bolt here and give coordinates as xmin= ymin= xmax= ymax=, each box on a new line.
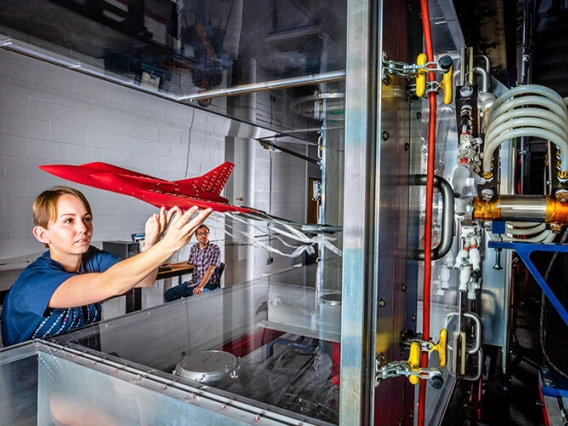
xmin=379 ymin=298 xmax=386 ymax=308
xmin=404 ymin=142 xmax=410 ymax=151
xmin=402 ymin=283 xmax=407 ymax=292
xmin=416 ymin=112 xmax=421 ymax=119
xmin=412 ymin=314 xmax=417 ymax=321
xmin=543 ymin=377 xmax=554 ymax=387
xmin=493 ymin=248 xmax=503 ymax=270
xmin=382 ymin=131 xmax=390 ymax=141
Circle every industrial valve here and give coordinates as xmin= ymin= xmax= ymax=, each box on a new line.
xmin=382 ymin=52 xmax=454 ymax=104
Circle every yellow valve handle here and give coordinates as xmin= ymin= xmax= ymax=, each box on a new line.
xmin=440 ymin=67 xmax=453 ymax=105
xmin=416 ymin=53 xmax=428 ymax=98
xmin=430 ymin=328 xmax=448 ymax=368
xmin=408 ymin=341 xmax=421 ymax=385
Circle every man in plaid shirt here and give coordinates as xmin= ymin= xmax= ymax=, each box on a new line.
xmin=164 ymin=224 xmax=221 ymax=302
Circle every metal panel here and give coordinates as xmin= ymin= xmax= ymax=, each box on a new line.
xmin=339 ymin=0 xmax=380 ymax=423
xmin=36 ymin=343 xmax=322 ymax=426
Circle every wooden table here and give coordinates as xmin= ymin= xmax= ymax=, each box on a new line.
xmin=157 ymin=262 xmax=194 ymax=285
xmin=125 ymin=262 xmax=194 ymax=313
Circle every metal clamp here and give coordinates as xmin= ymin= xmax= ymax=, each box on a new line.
xmin=375 ymin=354 xmax=444 ymax=390
xmin=409 ymin=329 xmax=448 ymax=368
xmin=383 ymin=52 xmax=453 ymax=104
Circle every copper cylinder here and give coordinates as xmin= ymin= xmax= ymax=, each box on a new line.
xmin=473 ymin=195 xmax=568 ymax=223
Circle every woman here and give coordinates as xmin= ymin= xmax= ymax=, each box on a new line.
xmin=1 ymin=186 xmax=211 ymax=346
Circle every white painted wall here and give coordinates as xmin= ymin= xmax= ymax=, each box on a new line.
xmin=0 ymin=49 xmax=309 ymax=288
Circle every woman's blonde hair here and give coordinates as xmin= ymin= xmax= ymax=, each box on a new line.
xmin=32 ymin=186 xmax=92 ymax=228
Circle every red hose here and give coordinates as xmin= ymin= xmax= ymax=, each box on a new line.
xmin=418 ymin=0 xmax=437 ymax=424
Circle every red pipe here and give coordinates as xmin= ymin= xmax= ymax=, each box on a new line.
xmin=418 ymin=0 xmax=437 ymax=424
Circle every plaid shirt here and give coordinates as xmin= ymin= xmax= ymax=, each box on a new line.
xmin=188 ymin=242 xmax=221 ymax=288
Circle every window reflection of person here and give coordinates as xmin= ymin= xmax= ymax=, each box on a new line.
xmin=183 ymin=0 xmax=232 ymax=94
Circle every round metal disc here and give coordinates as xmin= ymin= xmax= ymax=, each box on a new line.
xmin=175 ymin=350 xmax=237 ymax=382
xmin=319 ymin=293 xmax=342 ymax=306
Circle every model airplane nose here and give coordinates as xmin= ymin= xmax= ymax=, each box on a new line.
xmin=38 ymin=164 xmax=79 ymax=179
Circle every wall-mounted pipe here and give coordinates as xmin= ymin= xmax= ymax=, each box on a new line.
xmin=472 ymin=66 xmax=490 ymax=92
xmin=474 ymin=55 xmax=491 ymax=74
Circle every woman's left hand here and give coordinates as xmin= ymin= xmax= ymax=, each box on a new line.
xmin=143 ymin=207 xmax=168 ymax=249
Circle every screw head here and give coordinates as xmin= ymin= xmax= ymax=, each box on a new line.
xmin=379 ymin=298 xmax=386 ymax=308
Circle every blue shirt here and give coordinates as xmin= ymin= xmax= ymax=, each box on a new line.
xmin=1 ymin=247 xmax=120 ymax=346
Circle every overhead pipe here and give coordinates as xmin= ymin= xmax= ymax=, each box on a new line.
xmin=178 ymin=70 xmax=346 ymax=102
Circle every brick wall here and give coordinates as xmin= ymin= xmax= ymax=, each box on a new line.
xmin=0 ymin=49 xmax=310 ymax=283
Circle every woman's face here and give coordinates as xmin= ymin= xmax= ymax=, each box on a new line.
xmin=45 ymin=194 xmax=93 ymax=255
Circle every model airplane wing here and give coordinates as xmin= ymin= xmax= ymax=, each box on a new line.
xmin=38 ymin=161 xmax=261 ymax=214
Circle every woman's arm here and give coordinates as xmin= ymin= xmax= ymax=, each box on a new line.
xmin=48 ymin=206 xmax=211 ymax=308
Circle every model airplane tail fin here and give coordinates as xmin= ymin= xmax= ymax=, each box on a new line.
xmin=174 ymin=162 xmax=234 ymax=195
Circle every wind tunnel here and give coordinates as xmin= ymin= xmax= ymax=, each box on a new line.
xmin=0 ymin=0 xmax=460 ymax=423
xmin=5 ymin=0 xmax=568 ymax=424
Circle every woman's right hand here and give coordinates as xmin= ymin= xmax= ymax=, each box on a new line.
xmin=161 ymin=206 xmax=212 ymax=251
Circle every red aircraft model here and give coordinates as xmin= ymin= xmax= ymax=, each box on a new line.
xmin=39 ymin=161 xmax=261 ymax=214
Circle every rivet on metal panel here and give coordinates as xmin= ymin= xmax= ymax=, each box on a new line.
xmin=398 ymin=420 xmax=403 ymax=426
xmin=382 ymin=131 xmax=389 ymax=141
xmin=404 ymin=142 xmax=410 ymax=151
xmin=379 ymin=298 xmax=386 ymax=307
xmin=402 ymin=283 xmax=407 ymax=291
xmin=416 ymin=112 xmax=421 ymax=119
xmin=412 ymin=314 xmax=417 ymax=321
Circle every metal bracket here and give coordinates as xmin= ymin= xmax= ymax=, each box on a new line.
xmin=488 ymin=241 xmax=568 ymax=326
